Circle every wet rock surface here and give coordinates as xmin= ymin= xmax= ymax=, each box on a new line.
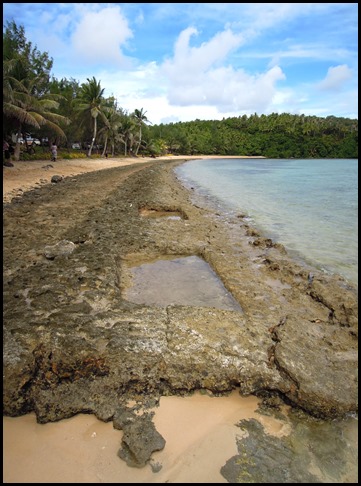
xmin=3 ymin=159 xmax=358 ymax=470
xmin=114 ymin=407 xmax=166 ymax=468
xmin=220 ymin=408 xmax=356 ymax=483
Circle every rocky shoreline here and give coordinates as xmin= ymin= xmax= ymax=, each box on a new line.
xmin=3 ymin=159 xmax=358 ymax=468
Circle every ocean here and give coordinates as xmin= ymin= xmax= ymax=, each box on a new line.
xmin=175 ymin=158 xmax=358 ymax=287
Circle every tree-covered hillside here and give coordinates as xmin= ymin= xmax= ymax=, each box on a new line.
xmin=145 ymin=113 xmax=358 ymax=158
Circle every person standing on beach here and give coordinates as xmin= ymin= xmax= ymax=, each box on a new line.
xmin=3 ymin=140 xmax=10 ymax=161
xmin=51 ymin=142 xmax=57 ymax=162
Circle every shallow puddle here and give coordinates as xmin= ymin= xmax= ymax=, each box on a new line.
xmin=124 ymin=255 xmax=243 ymax=312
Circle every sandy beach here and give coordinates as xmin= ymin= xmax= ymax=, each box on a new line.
xmin=3 ymin=155 xmax=357 ymax=483
xmin=3 ymin=154 xmax=256 ymax=203
xmin=3 ymin=155 xmax=176 ymax=203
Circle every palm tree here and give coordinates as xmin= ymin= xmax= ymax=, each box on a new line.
xmin=75 ymin=77 xmax=108 ymax=157
xmin=118 ymin=116 xmax=136 ymax=156
xmin=3 ymin=64 xmax=70 ymax=160
xmin=132 ymin=108 xmax=151 ymax=156
xmin=98 ymin=107 xmax=123 ymax=157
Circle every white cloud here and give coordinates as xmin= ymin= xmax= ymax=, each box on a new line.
xmin=119 ymin=95 xmax=236 ymax=125
xmin=161 ymin=27 xmax=285 ymax=114
xmin=317 ymin=64 xmax=353 ymax=91
xmin=94 ymin=24 xmax=289 ymax=123
xmin=162 ymin=27 xmax=244 ymax=79
xmin=71 ymin=6 xmax=133 ymax=67
xmin=240 ymin=3 xmax=335 ymax=33
xmin=268 ymin=45 xmax=353 ymax=68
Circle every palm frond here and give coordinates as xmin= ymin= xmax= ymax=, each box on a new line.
xmin=41 ymin=111 xmax=71 ymax=125
xmin=27 ymin=111 xmax=47 ymax=125
xmin=43 ymin=119 xmax=68 ymax=140
xmin=37 ymin=99 xmax=60 ymax=110
xmin=3 ymin=102 xmax=41 ymax=127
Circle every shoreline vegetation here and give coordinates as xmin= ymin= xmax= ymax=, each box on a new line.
xmin=3 ymin=155 xmax=358 ymax=482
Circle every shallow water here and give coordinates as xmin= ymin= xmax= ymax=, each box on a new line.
xmin=124 ymin=255 xmax=243 ymax=312
xmin=176 ymin=158 xmax=358 ymax=286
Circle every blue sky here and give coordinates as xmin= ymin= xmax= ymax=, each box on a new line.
xmin=3 ymin=3 xmax=358 ymax=125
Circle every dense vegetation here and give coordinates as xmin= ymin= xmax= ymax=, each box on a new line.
xmin=3 ymin=21 xmax=358 ymax=161
xmin=148 ymin=114 xmax=358 ymax=158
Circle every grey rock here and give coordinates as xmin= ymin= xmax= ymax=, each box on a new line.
xmin=117 ymin=412 xmax=166 ymax=468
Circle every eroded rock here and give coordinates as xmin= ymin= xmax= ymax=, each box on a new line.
xmin=115 ymin=410 xmax=166 ymax=468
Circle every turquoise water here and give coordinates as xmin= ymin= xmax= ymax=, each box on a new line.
xmin=176 ymin=158 xmax=358 ymax=287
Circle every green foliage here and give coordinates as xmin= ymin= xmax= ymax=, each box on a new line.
xmin=3 ymin=20 xmax=53 ymax=96
xmin=47 ymin=77 xmax=83 ymax=145
xmin=3 ymin=21 xmax=69 ymax=160
xmin=19 ymin=151 xmax=44 ymax=161
xmin=147 ymin=114 xmax=358 ymax=158
xmin=17 ymin=150 xmax=88 ymax=161
xmin=131 ymin=108 xmax=150 ymax=155
xmin=60 ymin=152 xmax=87 ymax=160
xmin=146 ymin=138 xmax=167 ymax=156
xmin=75 ymin=76 xmax=109 ymax=156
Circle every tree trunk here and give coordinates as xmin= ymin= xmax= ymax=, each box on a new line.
xmin=13 ymin=126 xmax=22 ymax=161
xmin=101 ymin=135 xmax=108 ymax=157
xmin=88 ymin=116 xmax=97 ymax=157
xmin=135 ymin=126 xmax=142 ymax=156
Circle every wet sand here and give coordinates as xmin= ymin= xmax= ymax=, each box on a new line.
xmin=4 ymin=391 xmax=276 ymax=483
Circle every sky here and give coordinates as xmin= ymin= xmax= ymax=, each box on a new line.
xmin=3 ymin=2 xmax=358 ymax=125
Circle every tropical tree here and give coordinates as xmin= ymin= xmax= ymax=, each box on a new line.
xmin=118 ymin=115 xmax=137 ymax=156
xmin=3 ymin=20 xmax=70 ymax=158
xmin=3 ymin=68 xmax=70 ymax=160
xmin=132 ymin=107 xmax=151 ymax=155
xmin=98 ymin=104 xmax=124 ymax=157
xmin=47 ymin=77 xmax=82 ymax=146
xmin=3 ymin=20 xmax=53 ymax=97
xmin=75 ymin=77 xmax=108 ymax=156
xmin=147 ymin=138 xmax=167 ymax=156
